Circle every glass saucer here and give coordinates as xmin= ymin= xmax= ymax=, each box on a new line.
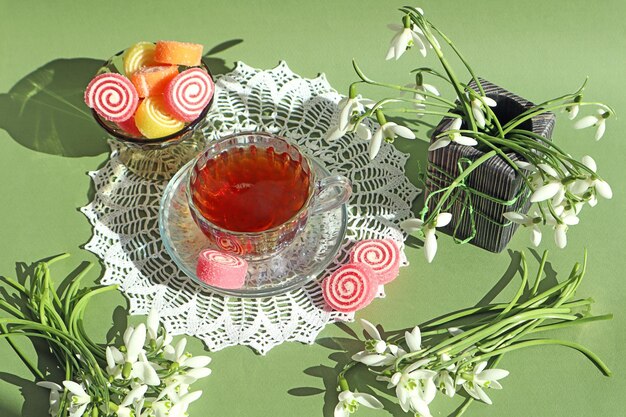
xmin=159 ymin=158 xmax=347 ymax=298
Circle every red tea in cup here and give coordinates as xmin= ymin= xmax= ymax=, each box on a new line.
xmin=187 ymin=132 xmax=351 ymax=259
xmin=190 ymin=145 xmax=311 ymax=232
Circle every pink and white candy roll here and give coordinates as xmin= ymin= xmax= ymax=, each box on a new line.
xmin=350 ymin=239 xmax=401 ymax=284
xmin=196 ymin=249 xmax=248 ymax=289
xmin=84 ymin=73 xmax=139 ymax=122
xmin=322 ymin=263 xmax=377 ymax=313
xmin=164 ymin=68 xmax=214 ymax=122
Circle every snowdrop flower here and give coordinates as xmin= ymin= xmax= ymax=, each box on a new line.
xmin=386 ymin=23 xmax=427 ymax=60
xmin=550 ymin=214 xmax=579 ymax=249
xmin=369 ymin=122 xmax=415 ymax=160
xmin=388 ymin=359 xmax=437 ymax=416
xmin=125 ymin=323 xmax=146 ymax=365
xmin=574 ymin=109 xmax=610 ymax=140
xmin=334 ymin=390 xmax=384 ymax=417
xmin=564 ymin=95 xmax=582 ymax=120
xmin=470 ymin=95 xmax=497 ymax=129
xmin=62 ymin=381 xmax=91 ymax=417
xmin=456 ymin=361 xmax=509 ymax=405
xmin=130 ymin=352 xmax=161 ymax=386
xmin=530 ymin=164 xmax=565 ymax=204
xmin=405 ymin=326 xmax=422 ymax=352
xmin=114 ymin=385 xmax=148 ymax=417
xmin=503 ymin=211 xmax=542 ymax=247
xmin=352 ymin=319 xmax=397 ymax=366
xmin=570 ymin=156 xmax=613 ymax=206
xmin=326 ymin=95 xmax=374 ymax=142
xmin=429 ymin=118 xmax=477 ymax=151
xmin=434 ymin=354 xmax=457 ymax=398
xmin=163 ymin=391 xmax=203 ymax=417
xmin=36 ymin=381 xmax=63 ymax=417
xmin=106 ymin=345 xmax=124 ymax=379
xmin=403 ymin=80 xmax=440 ymax=110
xmin=145 ymin=308 xmax=173 ymax=350
xmin=401 ymin=212 xmax=452 ymax=263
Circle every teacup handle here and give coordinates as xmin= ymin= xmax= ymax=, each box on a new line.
xmin=310 ymin=175 xmax=352 ymax=215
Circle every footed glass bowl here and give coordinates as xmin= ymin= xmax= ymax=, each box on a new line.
xmin=91 ymin=44 xmax=214 ymax=181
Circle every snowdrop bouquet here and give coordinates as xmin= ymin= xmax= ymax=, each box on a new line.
xmin=327 ymin=6 xmax=614 ymax=262
xmin=333 ymin=251 xmax=611 ymax=417
xmin=0 ymin=254 xmax=211 ymax=417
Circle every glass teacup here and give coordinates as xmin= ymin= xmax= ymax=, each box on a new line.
xmin=187 ymin=132 xmax=351 ymax=260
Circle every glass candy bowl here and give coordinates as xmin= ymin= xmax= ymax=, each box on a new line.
xmin=91 ymin=44 xmax=214 ymax=180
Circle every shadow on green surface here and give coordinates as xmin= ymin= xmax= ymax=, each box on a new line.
xmin=0 ymin=372 xmax=50 ymax=417
xmin=0 ymin=58 xmax=108 ymax=157
xmin=0 ymin=39 xmax=243 ymax=159
xmin=289 ymin=322 xmax=406 ymax=417
xmin=290 ymin=251 xmax=544 ymax=416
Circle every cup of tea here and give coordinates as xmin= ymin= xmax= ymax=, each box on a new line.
xmin=186 ymin=132 xmax=351 ymax=260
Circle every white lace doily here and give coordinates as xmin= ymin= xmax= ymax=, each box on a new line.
xmin=81 ymin=61 xmax=421 ymax=354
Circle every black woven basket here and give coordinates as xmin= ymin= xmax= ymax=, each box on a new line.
xmin=425 ymin=79 xmax=556 ymax=253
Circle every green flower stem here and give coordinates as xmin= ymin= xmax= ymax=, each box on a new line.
xmin=424 ymin=21 xmax=486 ymax=98
xmin=509 ymin=134 xmax=600 ymax=179
xmin=529 ymin=314 xmax=612 ymax=334
xmin=1 ymin=318 xmax=108 ymax=390
xmin=531 ymin=251 xmax=549 ymax=295
xmin=496 ymin=253 xmax=528 ymax=319
xmin=352 ymin=60 xmax=457 ymax=107
xmin=473 ymin=134 xmax=536 ymax=188
xmin=0 ymin=331 xmax=81 ymax=371
xmin=406 ymin=13 xmax=476 ymax=131
xmin=508 ymin=129 xmax=572 ymax=159
xmin=470 ymin=338 xmax=612 ymax=377
xmin=384 ymin=108 xmax=463 ymax=118
xmin=337 ymin=361 xmax=358 ymax=392
xmin=62 ymin=262 xmax=95 ymax=320
xmin=410 ymin=67 xmax=454 ymax=85
xmin=441 ymin=310 xmax=577 ymax=358
xmin=0 ymin=275 xmax=28 ymax=295
xmin=502 ymin=101 xmax=610 ymax=135
xmin=425 ymin=150 xmax=498 ymax=224
xmin=0 ymin=324 xmax=44 ymax=379
xmin=0 ymin=299 xmax=27 ymax=319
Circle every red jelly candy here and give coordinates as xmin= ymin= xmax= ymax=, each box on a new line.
xmin=196 ymin=249 xmax=248 ymax=289
xmin=84 ymin=73 xmax=139 ymax=122
xmin=163 ymin=68 xmax=214 ymax=122
xmin=116 ymin=114 xmax=142 ymax=137
xmin=350 ymin=239 xmax=401 ymax=284
xmin=322 ymin=263 xmax=377 ymax=313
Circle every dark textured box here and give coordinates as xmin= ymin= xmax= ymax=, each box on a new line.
xmin=425 ymin=79 xmax=556 ymax=253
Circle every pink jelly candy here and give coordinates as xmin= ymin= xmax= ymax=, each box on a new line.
xmin=350 ymin=239 xmax=401 ymax=284
xmin=163 ymin=68 xmax=214 ymax=122
xmin=322 ymin=263 xmax=377 ymax=313
xmin=196 ymin=249 xmax=248 ymax=289
xmin=84 ymin=73 xmax=139 ymax=122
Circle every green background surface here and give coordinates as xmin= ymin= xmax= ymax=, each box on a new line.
xmin=0 ymin=0 xmax=624 ymax=416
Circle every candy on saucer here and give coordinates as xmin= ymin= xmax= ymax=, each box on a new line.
xmin=164 ymin=68 xmax=215 ymax=122
xmin=84 ymin=73 xmax=139 ymax=122
xmin=155 ymin=40 xmax=203 ymax=66
xmin=350 ymin=239 xmax=401 ymax=284
xmin=123 ymin=41 xmax=157 ymax=76
xmin=196 ymin=249 xmax=248 ymax=289
xmin=134 ymin=96 xmax=185 ymax=138
xmin=130 ymin=65 xmax=179 ymax=98
xmin=322 ymin=263 xmax=377 ymax=313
